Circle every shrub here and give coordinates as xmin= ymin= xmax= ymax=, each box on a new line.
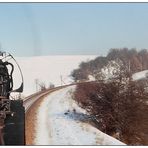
xmin=74 ymin=80 xmax=148 ymax=145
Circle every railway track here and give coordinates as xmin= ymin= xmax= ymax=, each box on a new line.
xmin=23 ymin=89 xmax=52 ymax=113
xmin=23 ymin=86 xmax=68 ymax=112
xmin=24 ymin=85 xmax=73 ymax=145
xmin=23 ymin=81 xmax=95 ymax=113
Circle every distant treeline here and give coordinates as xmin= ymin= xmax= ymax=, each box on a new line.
xmin=71 ymin=48 xmax=148 ymax=81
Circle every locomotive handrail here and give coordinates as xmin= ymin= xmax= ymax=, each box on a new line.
xmin=0 ymin=51 xmax=24 ymax=93
xmin=8 ymin=53 xmax=24 ymax=93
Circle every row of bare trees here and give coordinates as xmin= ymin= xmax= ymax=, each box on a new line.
xmin=35 ymin=79 xmax=55 ymax=92
xmin=71 ymin=48 xmax=148 ymax=81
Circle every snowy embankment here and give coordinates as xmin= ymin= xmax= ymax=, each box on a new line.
xmin=13 ymin=55 xmax=96 ymax=97
xmin=34 ymin=86 xmax=125 ymax=145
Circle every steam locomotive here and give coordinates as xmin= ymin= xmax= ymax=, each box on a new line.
xmin=0 ymin=52 xmax=25 ymax=145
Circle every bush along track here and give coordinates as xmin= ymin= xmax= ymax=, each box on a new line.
xmin=73 ymin=80 xmax=148 ymax=145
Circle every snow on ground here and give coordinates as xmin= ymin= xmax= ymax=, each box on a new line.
xmin=88 ymin=75 xmax=96 ymax=81
xmin=100 ymin=60 xmax=123 ymax=80
xmin=12 ymin=55 xmax=97 ymax=97
xmin=132 ymin=70 xmax=148 ymax=81
xmin=34 ymin=86 xmax=125 ymax=145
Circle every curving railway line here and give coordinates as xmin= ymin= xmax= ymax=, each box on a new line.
xmin=23 ymin=85 xmax=72 ymax=113
xmin=23 ymin=81 xmax=94 ymax=113
xmin=24 ymin=85 xmax=73 ymax=145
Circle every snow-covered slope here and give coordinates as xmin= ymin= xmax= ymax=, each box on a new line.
xmin=132 ymin=70 xmax=148 ymax=81
xmin=34 ymin=86 xmax=125 ymax=145
xmin=12 ymin=55 xmax=96 ymax=96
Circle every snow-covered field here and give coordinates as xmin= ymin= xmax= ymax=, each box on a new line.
xmin=34 ymin=86 xmax=125 ymax=145
xmin=11 ymin=54 xmax=148 ymax=97
xmin=12 ymin=55 xmax=97 ymax=97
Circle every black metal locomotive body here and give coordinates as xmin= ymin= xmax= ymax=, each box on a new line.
xmin=0 ymin=52 xmax=25 ymax=145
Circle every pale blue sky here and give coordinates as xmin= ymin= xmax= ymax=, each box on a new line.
xmin=0 ymin=3 xmax=148 ymax=56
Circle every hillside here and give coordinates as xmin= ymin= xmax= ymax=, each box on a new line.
xmin=70 ymin=48 xmax=148 ymax=145
xmin=12 ymin=55 xmax=97 ymax=97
